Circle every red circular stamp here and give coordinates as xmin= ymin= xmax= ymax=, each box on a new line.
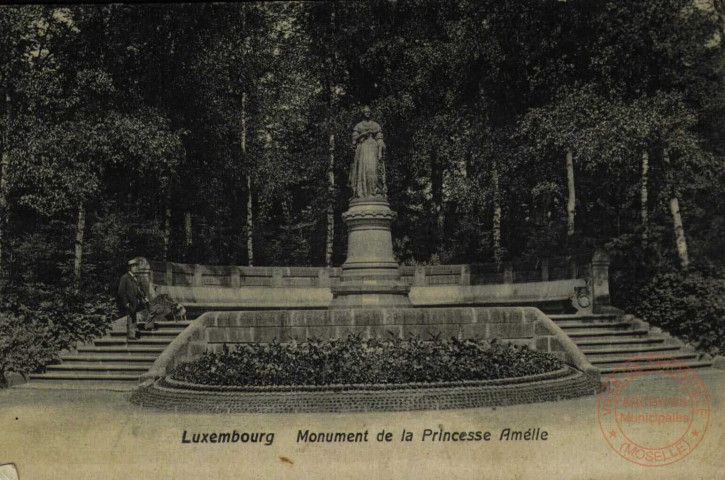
xmin=597 ymin=354 xmax=710 ymax=467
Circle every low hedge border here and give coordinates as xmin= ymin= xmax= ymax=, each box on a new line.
xmin=130 ymin=365 xmax=598 ymax=413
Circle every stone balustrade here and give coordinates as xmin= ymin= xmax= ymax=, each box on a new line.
xmin=146 ymin=252 xmax=599 ymax=289
xmin=138 ymin=249 xmax=611 ymax=314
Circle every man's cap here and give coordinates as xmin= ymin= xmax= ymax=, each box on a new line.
xmin=128 ymin=258 xmax=140 ymax=266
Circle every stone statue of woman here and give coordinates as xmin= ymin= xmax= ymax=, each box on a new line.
xmin=349 ymin=105 xmax=386 ymax=198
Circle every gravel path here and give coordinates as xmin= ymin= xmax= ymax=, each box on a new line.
xmin=1 ymin=370 xmax=724 ymax=480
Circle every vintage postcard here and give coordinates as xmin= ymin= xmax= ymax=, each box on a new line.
xmin=1 ymin=2 xmax=724 ymax=479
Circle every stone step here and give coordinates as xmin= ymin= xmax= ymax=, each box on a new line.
xmin=555 ymin=320 xmax=633 ymax=329
xmin=579 ymin=344 xmax=683 ymax=356
xmin=92 ymin=338 xmax=136 ymax=346
xmin=574 ymin=337 xmax=666 ymax=348
xmin=155 ymin=321 xmax=192 ymax=328
xmin=45 ymin=363 xmax=150 ymax=372
xmin=76 ymin=346 xmax=166 ymax=354
xmin=600 ymin=360 xmax=713 ymax=375
xmin=126 ymin=338 xmax=175 ymax=345
xmin=28 ymin=372 xmax=140 ymax=382
xmin=184 ymin=306 xmax=213 ymax=317
xmin=588 ymin=352 xmax=699 ymax=368
xmin=549 ymin=313 xmax=618 ymax=321
xmin=109 ymin=329 xmax=184 ymax=338
xmin=94 ymin=337 xmax=172 ymax=346
xmin=567 ymin=329 xmax=649 ymax=339
xmin=17 ymin=381 xmax=138 ymax=391
xmin=61 ymin=354 xmax=159 ymax=363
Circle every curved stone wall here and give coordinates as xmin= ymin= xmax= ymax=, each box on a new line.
xmin=133 ymin=306 xmax=600 ymax=413
xmin=140 ymin=307 xmax=600 ymax=386
xmin=130 ymin=366 xmax=598 ymax=413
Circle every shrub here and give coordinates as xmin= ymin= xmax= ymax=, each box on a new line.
xmin=0 ymin=311 xmax=60 ymax=387
xmin=630 ymin=268 xmax=725 ymax=355
xmin=171 ymin=335 xmax=564 ymax=386
xmin=0 ymin=284 xmax=117 ymax=386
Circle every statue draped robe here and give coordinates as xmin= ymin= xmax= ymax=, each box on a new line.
xmin=349 ymin=120 xmax=386 ymax=198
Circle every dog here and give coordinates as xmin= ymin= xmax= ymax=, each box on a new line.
xmin=173 ymin=303 xmax=187 ymax=322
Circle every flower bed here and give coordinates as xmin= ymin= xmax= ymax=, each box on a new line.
xmin=170 ymin=335 xmax=564 ymax=386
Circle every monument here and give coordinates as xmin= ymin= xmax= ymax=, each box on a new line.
xmin=125 ymin=108 xmax=607 ymax=413
xmin=329 ymin=106 xmax=412 ymax=309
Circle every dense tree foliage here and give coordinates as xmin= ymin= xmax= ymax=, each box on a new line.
xmin=0 ymin=1 xmax=722 ymax=304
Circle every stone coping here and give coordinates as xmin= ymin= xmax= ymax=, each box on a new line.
xmin=162 ymin=366 xmax=571 ymax=392
xmin=154 ymin=279 xmax=584 ymax=310
xmin=130 ymin=365 xmax=598 ymax=413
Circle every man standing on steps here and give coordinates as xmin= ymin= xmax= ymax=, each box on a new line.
xmin=119 ymin=257 xmax=154 ymax=340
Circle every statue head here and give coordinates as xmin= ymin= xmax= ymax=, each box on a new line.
xmin=362 ymin=105 xmax=372 ymax=119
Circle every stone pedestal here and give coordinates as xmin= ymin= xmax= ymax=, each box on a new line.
xmin=330 ymin=197 xmax=411 ymax=309
xmin=133 ymin=256 xmax=154 ymax=299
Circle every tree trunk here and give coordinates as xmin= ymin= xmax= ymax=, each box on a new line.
xmin=0 ymin=156 xmax=7 ymax=280
xmin=431 ymin=144 xmax=444 ymax=250
xmin=324 ymin=9 xmax=337 ymax=268
xmin=713 ymin=0 xmax=725 ymax=38
xmin=242 ymin=92 xmax=254 ymax=266
xmin=0 ymin=92 xmax=10 ymax=277
xmin=663 ymin=148 xmax=689 ymax=269
xmin=0 ymin=144 xmax=8 ymax=278
xmin=0 ymin=150 xmax=10 ymax=260
xmin=640 ymin=150 xmax=649 ymax=249
xmin=246 ymin=175 xmax=254 ymax=266
xmin=162 ymin=190 xmax=171 ymax=261
xmin=184 ymin=211 xmax=192 ymax=248
xmin=669 ymin=197 xmax=689 ymax=269
xmin=73 ymin=203 xmax=86 ymax=291
xmin=464 ymin=146 xmax=473 ymax=179
xmin=325 ymin=134 xmax=335 ymax=266
xmin=492 ymin=158 xmax=503 ymax=269
xmin=565 ymin=148 xmax=576 ymax=241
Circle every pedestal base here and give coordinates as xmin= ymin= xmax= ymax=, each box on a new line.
xmin=330 ymin=197 xmax=412 ymax=309
xmin=329 ymin=282 xmax=412 ymax=309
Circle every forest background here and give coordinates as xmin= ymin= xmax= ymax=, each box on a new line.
xmin=1 ymin=1 xmax=724 ymax=379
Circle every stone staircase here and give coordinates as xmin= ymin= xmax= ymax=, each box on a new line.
xmin=25 ymin=318 xmax=193 ymax=389
xmin=549 ymin=312 xmax=714 ymax=375
xmin=21 ymin=308 xmax=717 ymax=389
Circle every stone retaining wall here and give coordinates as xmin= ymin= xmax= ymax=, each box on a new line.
xmin=130 ymin=366 xmax=598 ymax=413
xmin=141 ymin=307 xmax=600 ymax=385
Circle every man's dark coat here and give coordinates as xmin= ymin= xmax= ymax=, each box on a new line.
xmin=118 ymin=272 xmax=142 ymax=311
